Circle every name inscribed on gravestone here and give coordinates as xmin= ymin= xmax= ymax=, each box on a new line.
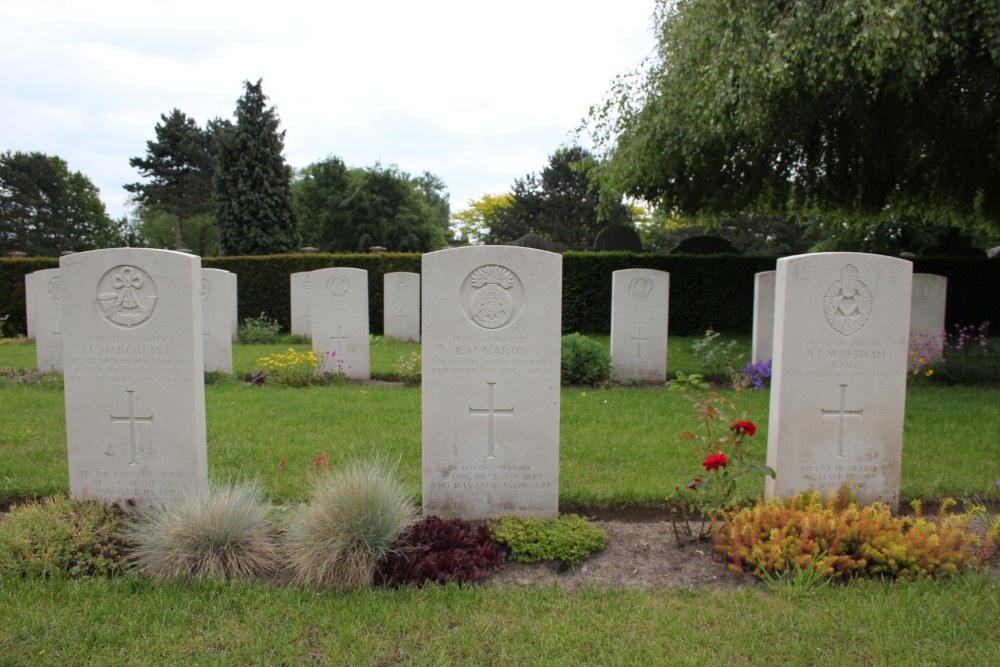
xmin=422 ymin=248 xmax=561 ymax=521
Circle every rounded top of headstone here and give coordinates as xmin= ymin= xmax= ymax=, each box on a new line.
xmin=593 ymin=224 xmax=642 ymax=252
xmin=300 ymin=247 xmax=319 ymax=254
xmin=7 ymin=251 xmax=27 ymax=258
xmin=369 ymin=246 xmax=387 ymax=254
xmin=668 ymin=236 xmax=740 ymax=255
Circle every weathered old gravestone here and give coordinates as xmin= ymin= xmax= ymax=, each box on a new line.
xmin=610 ymin=268 xmax=669 ymax=382
xmin=422 ymin=247 xmax=561 ymax=520
xmin=201 ymin=268 xmax=233 ymax=373
xmin=28 ymin=269 xmax=63 ymax=371
xmin=383 ymin=272 xmax=420 ymax=342
xmin=290 ymin=272 xmax=311 ymax=339
xmin=766 ymin=253 xmax=912 ymax=510
xmin=909 ymin=273 xmax=947 ymax=356
xmin=752 ymin=270 xmax=776 ymax=363
xmin=60 ymin=248 xmax=208 ymax=506
xmin=309 ymin=267 xmax=370 ymax=379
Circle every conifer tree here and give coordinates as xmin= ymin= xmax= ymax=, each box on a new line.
xmin=213 ymin=79 xmax=300 ymax=255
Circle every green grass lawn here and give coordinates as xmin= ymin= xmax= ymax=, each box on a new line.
xmin=2 ymin=337 xmax=1000 ymax=666
xmin=2 ymin=336 xmax=998 ymax=505
xmin=0 ymin=576 xmax=997 ymax=666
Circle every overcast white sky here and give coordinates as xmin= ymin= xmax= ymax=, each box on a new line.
xmin=0 ymin=0 xmax=657 ymax=222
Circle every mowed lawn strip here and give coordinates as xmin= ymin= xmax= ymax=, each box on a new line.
xmin=0 ymin=576 xmax=997 ymax=666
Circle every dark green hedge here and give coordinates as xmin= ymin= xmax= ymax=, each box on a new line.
xmin=2 ymin=252 xmax=998 ymax=337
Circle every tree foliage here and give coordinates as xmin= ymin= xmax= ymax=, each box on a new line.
xmin=485 ymin=146 xmax=634 ymax=249
xmin=213 ymin=79 xmax=300 ymax=256
xmin=125 ymin=109 xmax=214 ymax=251
xmin=587 ymin=0 xmax=1000 ymax=230
xmin=293 ymin=157 xmax=448 ymax=253
xmin=450 ymin=193 xmax=514 ymax=245
xmin=0 ymin=151 xmax=120 ymax=256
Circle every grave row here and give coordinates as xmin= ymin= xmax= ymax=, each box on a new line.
xmin=38 ymin=248 xmax=929 ymax=515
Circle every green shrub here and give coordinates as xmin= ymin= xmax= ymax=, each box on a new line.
xmin=491 ymin=514 xmax=608 ymax=566
xmin=283 ymin=458 xmax=418 ymax=590
xmin=126 ymin=480 xmax=280 ymax=582
xmin=0 ymin=495 xmax=129 ymax=578
xmin=561 ymin=333 xmax=612 ymax=385
xmin=716 ymin=488 xmax=984 ymax=582
xmin=393 ymin=352 xmax=422 ymax=385
xmin=238 ymin=312 xmax=282 ymax=344
xmin=691 ymin=328 xmax=743 ymax=375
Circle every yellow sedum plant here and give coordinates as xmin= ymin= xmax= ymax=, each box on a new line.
xmin=716 ymin=486 xmax=987 ymax=582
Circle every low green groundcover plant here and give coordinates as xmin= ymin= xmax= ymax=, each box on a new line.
xmin=491 ymin=513 xmax=608 ymax=566
xmin=716 ymin=486 xmax=988 ymax=582
xmin=561 ymin=333 xmax=612 ymax=385
xmin=0 ymin=495 xmax=129 ymax=578
xmin=376 ymin=516 xmax=505 ymax=588
xmin=238 ymin=312 xmax=282 ymax=345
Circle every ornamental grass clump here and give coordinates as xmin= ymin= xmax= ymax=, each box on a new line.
xmin=127 ymin=480 xmax=280 ymax=582
xmin=716 ymin=486 xmax=986 ymax=582
xmin=0 ymin=495 xmax=129 ymax=578
xmin=283 ymin=458 xmax=418 ymax=590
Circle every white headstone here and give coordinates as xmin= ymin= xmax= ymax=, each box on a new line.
xmin=610 ymin=268 xmax=669 ymax=382
xmin=909 ymin=273 xmax=947 ymax=357
xmin=60 ymin=248 xmax=208 ymax=507
xmin=31 ymin=269 xmax=63 ymax=372
xmin=766 ymin=253 xmax=912 ymax=511
xmin=24 ymin=272 xmax=39 ymax=340
xmin=309 ymin=267 xmax=370 ymax=379
xmin=228 ymin=271 xmax=238 ymax=342
xmin=751 ymin=270 xmax=777 ymax=363
xmin=422 ymin=247 xmax=561 ymax=520
xmin=201 ymin=268 xmax=234 ymax=373
xmin=383 ymin=272 xmax=420 ymax=342
xmin=290 ymin=272 xmax=311 ymax=339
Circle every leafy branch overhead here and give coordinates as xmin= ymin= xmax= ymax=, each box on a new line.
xmin=585 ymin=0 xmax=1000 ymax=229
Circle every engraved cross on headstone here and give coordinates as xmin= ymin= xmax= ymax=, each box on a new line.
xmin=395 ymin=308 xmax=407 ymax=334
xmin=110 ymin=389 xmax=153 ymax=466
xmin=468 ymin=381 xmax=514 ymax=460
xmin=631 ymin=326 xmax=650 ymax=359
xmin=330 ymin=326 xmax=349 ymax=356
xmin=821 ymin=384 xmax=863 ymax=458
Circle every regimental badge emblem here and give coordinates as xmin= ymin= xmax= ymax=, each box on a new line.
xmin=200 ymin=279 xmax=211 ymax=302
xmin=824 ymin=265 xmax=872 ymax=336
xmin=462 ymin=265 xmax=523 ymax=330
xmin=912 ymin=279 xmax=931 ymax=304
xmin=47 ymin=276 xmax=62 ymax=301
xmin=326 ymin=275 xmax=350 ymax=298
xmin=396 ymin=277 xmax=407 ymax=291
xmin=97 ymin=266 xmax=157 ymax=328
xmin=628 ymin=276 xmax=653 ymax=301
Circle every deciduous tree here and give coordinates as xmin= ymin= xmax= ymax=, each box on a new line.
xmin=486 ymin=146 xmax=633 ymax=249
xmin=0 ymin=151 xmax=120 ymax=256
xmin=586 ymin=0 xmax=1000 ymax=233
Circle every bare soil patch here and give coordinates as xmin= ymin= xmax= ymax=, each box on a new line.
xmin=489 ymin=516 xmax=1000 ymax=592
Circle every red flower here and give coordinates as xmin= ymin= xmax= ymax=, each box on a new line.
xmin=732 ymin=421 xmax=757 ymax=436
xmin=686 ymin=478 xmax=702 ymax=490
xmin=702 ymin=453 xmax=728 ymax=471
xmin=279 ymin=457 xmax=286 ymax=475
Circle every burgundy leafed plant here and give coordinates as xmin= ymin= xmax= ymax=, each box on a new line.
xmin=376 ymin=516 xmax=505 ymax=588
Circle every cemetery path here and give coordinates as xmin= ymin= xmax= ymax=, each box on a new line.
xmin=490 ymin=518 xmax=1000 ymax=592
